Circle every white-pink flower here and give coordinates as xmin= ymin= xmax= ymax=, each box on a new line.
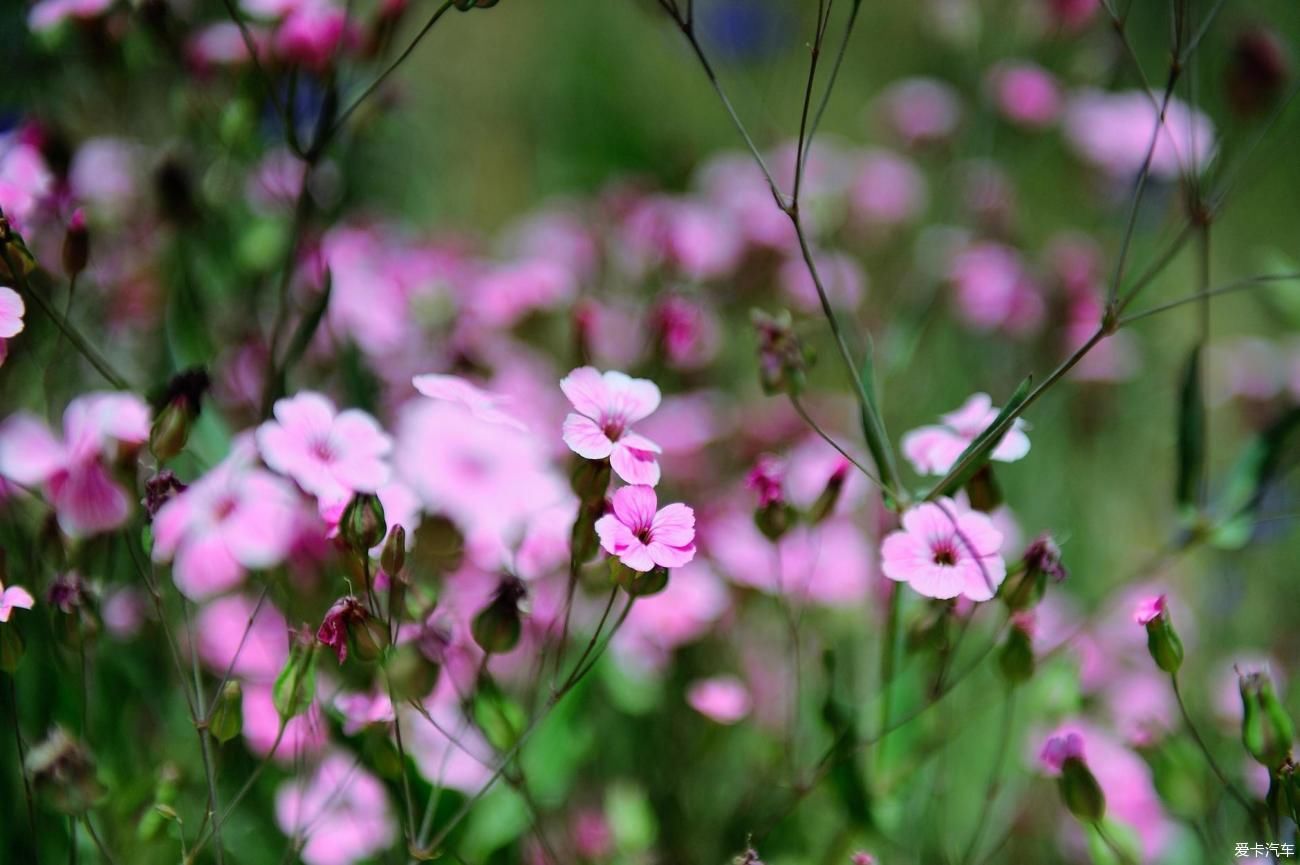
xmin=686 ymin=676 xmax=752 ymax=725
xmin=880 ymin=498 xmax=1006 ymax=601
xmin=0 ymin=579 xmax=35 ymax=622
xmin=27 ymin=0 xmax=114 ymax=34
xmin=0 ymin=286 xmax=25 ymax=367
xmin=0 ymin=392 xmax=150 ymax=537
xmin=257 ymin=391 xmax=391 ymax=508
xmin=412 ymin=374 xmax=527 ymax=431
xmin=561 ymin=367 xmax=663 ymax=485
xmin=595 ymin=485 xmax=696 ymax=572
xmin=153 ymin=438 xmax=302 ymax=600
xmin=901 ymin=392 xmax=1030 ymax=476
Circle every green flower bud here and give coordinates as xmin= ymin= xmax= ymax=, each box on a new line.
xmin=386 ymin=639 xmax=443 ymax=702
xmin=1240 ymin=670 xmax=1295 ymax=769
xmin=273 ymin=631 xmax=317 ymax=719
xmin=964 ymin=465 xmax=1002 ymax=513
xmin=209 ymin=681 xmax=243 ymax=744
xmin=341 ymin=493 xmax=387 ymax=554
xmin=1060 ymin=757 xmax=1106 ymax=823
xmin=610 ymin=559 xmax=669 ymax=598
xmin=1136 ymin=596 xmax=1183 ymax=674
xmin=149 ymin=368 xmax=210 ymax=462
xmin=808 ymin=461 xmax=850 ymax=524
xmin=381 ymin=525 xmax=407 ymax=576
xmin=570 ymin=458 xmax=612 ymax=505
xmin=998 ymin=620 xmax=1035 ymax=686
xmin=472 ymin=577 xmax=526 ymax=654
xmin=753 ymin=501 xmax=797 ymax=541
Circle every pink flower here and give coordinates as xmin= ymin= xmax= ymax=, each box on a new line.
xmin=1133 ymin=594 xmax=1167 ymax=625
xmin=615 ymin=560 xmax=728 ymax=666
xmin=1039 ymin=732 xmax=1086 ymax=774
xmin=0 ymin=392 xmax=149 ymax=537
xmin=244 ymin=683 xmax=328 ymax=764
xmin=274 ymin=2 xmax=351 ymax=72
xmin=412 ymin=374 xmax=527 ymax=431
xmin=1063 ymin=89 xmax=1215 ymax=180
xmin=988 ymin=61 xmax=1062 ymax=128
xmin=561 ymin=367 xmax=663 ymax=486
xmin=777 ymin=252 xmax=866 ymax=313
xmin=850 ymin=853 xmax=877 ymax=865
xmin=948 ymin=242 xmax=1045 ymax=336
xmin=0 ymin=137 xmax=52 ymax=235
xmin=687 ymin=676 xmax=752 ymax=724
xmin=594 ymin=485 xmax=696 ymax=572
xmin=878 ymin=78 xmax=963 ymax=147
xmin=274 ymin=751 xmax=395 ymax=865
xmin=195 ymin=593 xmax=289 ymax=682
xmin=0 ymin=286 xmax=25 ymax=367
xmin=27 ymin=0 xmax=113 ymax=33
xmin=901 ymin=393 xmax=1031 ymax=476
xmin=467 ymin=258 xmax=577 ymax=328
xmin=0 ymin=579 xmax=34 ymax=623
xmin=880 ymin=498 xmax=1007 ymax=601
xmin=746 ymin=454 xmax=786 ymax=507
xmin=850 ymin=149 xmax=928 ymax=228
xmin=153 ymin=438 xmax=302 ymax=600
xmin=257 ymin=391 xmax=392 ymax=508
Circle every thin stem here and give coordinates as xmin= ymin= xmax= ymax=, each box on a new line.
xmin=81 ymin=815 xmax=119 ymax=865
xmin=184 ymin=600 xmax=225 ymax=865
xmin=1119 ymin=272 xmax=1300 ymax=326
xmin=788 ymin=394 xmax=885 ymax=489
xmin=1092 ymin=821 xmax=1139 ymax=865
xmin=7 ymin=675 xmax=39 ymax=861
xmin=801 ymin=0 xmax=862 ymax=174
xmin=876 ymin=586 xmax=901 ymax=762
xmin=1169 ymin=674 xmax=1257 ymax=816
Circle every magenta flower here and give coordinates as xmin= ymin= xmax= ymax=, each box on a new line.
xmin=595 ymin=485 xmax=696 ymax=572
xmin=901 ymin=392 xmax=1031 ymax=476
xmin=257 ymin=391 xmax=392 ymax=508
xmin=880 ymin=498 xmax=1006 ymax=601
xmin=1133 ymin=594 xmax=1167 ymax=625
xmin=0 ymin=286 xmax=24 ymax=367
xmin=745 ymin=454 xmax=786 ymax=507
xmin=988 ymin=61 xmax=1062 ymax=129
xmin=152 ymin=437 xmax=302 ymax=600
xmin=686 ymin=676 xmax=752 ymax=725
xmin=1039 ymin=732 xmax=1086 ymax=774
xmin=1063 ymin=90 xmax=1215 ymax=180
xmin=412 ymin=373 xmax=527 ymax=431
xmin=0 ymin=578 xmax=34 ymax=623
xmin=561 ymin=366 xmax=663 ymax=485
xmin=0 ymin=392 xmax=150 ymax=537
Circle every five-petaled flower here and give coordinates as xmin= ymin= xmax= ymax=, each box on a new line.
xmin=901 ymin=392 xmax=1030 ymax=476
xmin=0 ymin=392 xmax=150 ymax=537
xmin=880 ymin=497 xmax=1006 ymax=601
xmin=257 ymin=391 xmax=392 ymax=509
xmin=595 ymin=485 xmax=696 ymax=572
xmin=561 ymin=367 xmax=663 ymax=486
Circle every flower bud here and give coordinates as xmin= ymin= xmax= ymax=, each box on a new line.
xmin=1226 ymin=26 xmax=1291 ymax=118
xmin=570 ymin=499 xmax=603 ymax=568
xmin=472 ymin=576 xmax=526 ymax=654
xmin=754 ymin=501 xmax=797 ymax=541
xmin=208 ymin=681 xmax=243 ymax=744
xmin=809 ymin=460 xmax=850 ymax=524
xmin=317 ymin=596 xmax=389 ymax=664
xmin=149 ymin=368 xmax=210 ymax=462
xmin=964 ymin=464 xmax=1002 ymax=512
xmin=1060 ymin=756 xmax=1106 ymax=823
xmin=998 ymin=617 xmax=1035 ymax=685
xmin=1240 ymin=670 xmax=1295 ymax=769
xmin=570 ymin=457 xmax=612 ymax=505
xmin=752 ymin=309 xmax=811 ymax=396
xmin=610 ymin=559 xmax=670 ymax=598
xmin=1135 ymin=595 xmax=1182 ymax=673
xmin=26 ymin=726 xmax=106 ymax=815
xmin=62 ymin=208 xmax=88 ymax=279
xmin=0 ymin=214 xmax=37 ymax=281
xmin=380 ymin=525 xmax=406 ymax=576
xmin=1002 ymin=535 xmax=1065 ymax=611
xmin=142 ymin=470 xmax=186 ymax=522
xmin=386 ymin=640 xmax=442 ymax=702
xmin=273 ymin=629 xmax=318 ymax=719
xmin=341 ymin=493 xmax=387 ymax=554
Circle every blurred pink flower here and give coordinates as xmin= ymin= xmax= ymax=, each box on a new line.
xmin=881 ymin=498 xmax=1006 ymax=601
xmin=257 ymin=391 xmax=391 ymax=508
xmin=1065 ymin=292 xmax=1139 ymax=382
xmin=1039 ymin=731 xmax=1085 ymax=774
xmin=274 ymin=2 xmax=351 ymax=71
xmin=616 ymin=560 xmax=728 ymax=666
xmin=101 ymin=586 xmax=147 ymax=638
xmin=153 ymin=438 xmax=303 ymax=600
xmin=595 ymin=485 xmax=696 ymax=572
xmin=561 ymin=366 xmax=663 ymax=486
xmin=468 ymin=258 xmax=576 ymax=328
xmin=0 ymin=286 xmax=25 ymax=367
xmin=245 ymin=683 xmax=328 ymax=763
xmin=1044 ymin=0 xmax=1099 ymax=31
xmin=746 ymin=454 xmax=786 ymax=507
xmin=1104 ymin=670 xmax=1176 ymax=746
xmin=0 ymin=392 xmax=149 ymax=537
xmin=70 ymin=137 xmax=143 ymax=218
xmin=709 ymin=512 xmax=873 ymax=604
xmin=687 ymin=676 xmax=752 ymax=724
xmin=620 ymin=197 xmax=744 ymax=282
xmin=901 ymin=392 xmax=1030 ymax=476
xmin=988 ymin=61 xmax=1062 ymax=128
xmin=1064 ymin=89 xmax=1215 ymax=180
xmin=649 ymin=295 xmax=720 ymax=369
xmin=246 ymin=148 xmax=308 ymax=214
xmin=401 ymin=698 xmax=495 ymax=793
xmin=878 ymin=78 xmax=962 ymax=147
xmin=948 ymin=242 xmax=1045 ymax=335
xmin=778 ymin=251 xmax=866 ymax=313
xmin=412 ymin=373 xmax=527 ymax=431
xmin=274 ymin=751 xmax=395 ymax=865
xmin=188 ymin=22 xmax=267 ymax=71
xmin=0 ymin=137 xmax=52 ymax=236
xmin=334 ymin=690 xmax=395 ymax=735
xmin=27 ymin=0 xmax=113 ymax=32
xmin=195 ymin=593 xmax=289 ymax=683
xmin=0 ymin=579 xmax=34 ymax=622
xmin=850 ymin=149 xmax=928 ymax=228
xmin=571 ymin=808 xmax=614 ymax=860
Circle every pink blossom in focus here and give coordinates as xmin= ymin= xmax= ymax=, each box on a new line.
xmin=948 ymin=242 xmax=1045 ymax=335
xmin=561 ymin=366 xmax=663 ymax=486
xmin=0 ymin=392 xmax=149 ymax=537
xmin=850 ymin=149 xmax=928 ymax=228
xmin=988 ymin=62 xmax=1062 ymax=128
xmin=595 ymin=485 xmax=696 ymax=572
xmin=27 ymin=0 xmax=113 ymax=33
xmin=412 ymin=373 xmax=528 ymax=431
xmin=687 ymin=676 xmax=752 ymax=724
xmin=274 ymin=751 xmax=395 ymax=865
xmin=901 ymin=392 xmax=1031 ymax=476
xmin=1064 ymin=89 xmax=1215 ymax=180
xmin=1133 ymin=594 xmax=1166 ymax=625
xmin=257 ymin=391 xmax=391 ymax=509
xmin=0 ymin=578 xmax=35 ymax=622
xmin=153 ymin=437 xmax=303 ymax=600
xmin=878 ymin=78 xmax=963 ymax=147
xmin=195 ymin=593 xmax=289 ymax=682
xmin=778 ymin=252 xmax=866 ymax=313
xmin=880 ymin=498 xmax=1007 ymax=601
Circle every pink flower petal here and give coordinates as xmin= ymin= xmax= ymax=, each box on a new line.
xmin=0 ymin=286 xmax=24 ymax=339
xmin=49 ymin=462 xmax=131 ymax=537
xmin=559 ymin=366 xmax=611 ymax=420
xmin=173 ymin=533 xmax=245 ymax=600
xmin=603 ymin=371 xmax=661 ymax=423
xmin=650 ymin=502 xmax=695 ymax=547
xmin=562 ymin=414 xmax=614 ymax=460
xmin=0 ymin=413 xmax=65 ymax=485
xmin=610 ymin=485 xmax=658 ymax=533
xmin=610 ymin=441 xmax=661 ymax=486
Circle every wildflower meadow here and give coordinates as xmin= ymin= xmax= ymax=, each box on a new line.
xmin=3 ymin=1 xmax=1300 ymax=863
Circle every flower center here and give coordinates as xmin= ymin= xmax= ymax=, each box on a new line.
xmin=602 ymin=419 xmax=626 ymax=441
xmin=213 ymin=495 xmax=238 ymax=521
xmin=931 ymin=541 xmax=958 ymax=567
xmin=310 ymin=437 xmax=336 ymax=463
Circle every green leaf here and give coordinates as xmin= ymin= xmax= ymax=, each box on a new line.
xmin=856 ymin=338 xmax=898 ymax=501
xmin=927 ymin=376 xmax=1033 ymax=500
xmin=460 ymin=786 xmax=529 ymax=859
xmin=1175 ymin=347 xmax=1205 ymax=509
xmin=1210 ymin=405 xmax=1300 ymax=548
